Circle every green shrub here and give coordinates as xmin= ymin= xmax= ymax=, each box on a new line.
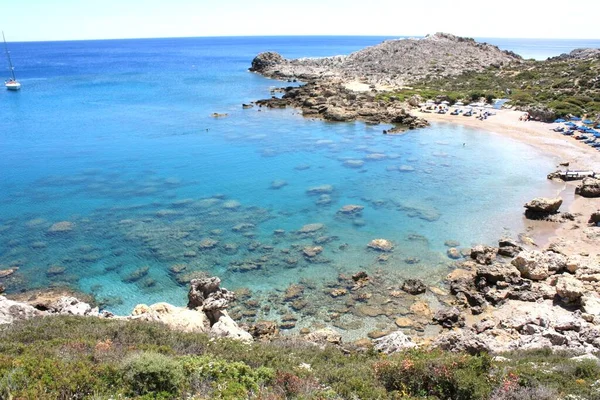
xmin=374 ymin=349 xmax=494 ymax=400
xmin=181 ymin=355 xmax=274 ymax=399
xmin=121 ymin=351 xmax=184 ymax=397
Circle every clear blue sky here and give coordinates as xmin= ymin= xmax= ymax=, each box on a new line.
xmin=3 ymin=0 xmax=599 ymax=42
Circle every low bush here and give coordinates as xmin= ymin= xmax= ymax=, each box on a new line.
xmin=121 ymin=351 xmax=184 ymax=397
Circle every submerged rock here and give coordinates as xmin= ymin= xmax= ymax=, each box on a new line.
xmin=47 ymin=221 xmax=74 ymax=234
xmin=402 ymin=279 xmax=427 ymax=295
xmin=367 ymin=238 xmax=394 ymax=252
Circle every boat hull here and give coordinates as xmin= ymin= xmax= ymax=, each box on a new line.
xmin=5 ymin=81 xmax=20 ymax=90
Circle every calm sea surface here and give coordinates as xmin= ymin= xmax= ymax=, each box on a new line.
xmin=0 ymin=36 xmax=594 ymax=334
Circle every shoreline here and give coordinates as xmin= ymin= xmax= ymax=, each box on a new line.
xmin=415 ymin=108 xmax=600 ymax=258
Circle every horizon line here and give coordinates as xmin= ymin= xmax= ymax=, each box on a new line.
xmin=6 ymin=33 xmax=600 ymax=44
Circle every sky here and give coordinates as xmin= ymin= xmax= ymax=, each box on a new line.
xmin=2 ymin=0 xmax=599 ymax=42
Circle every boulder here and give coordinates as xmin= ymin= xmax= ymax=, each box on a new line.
xmin=0 ymin=296 xmax=45 ymax=324
xmin=476 ymin=263 xmax=521 ymax=284
xmin=498 ymin=238 xmax=523 ymax=257
xmin=373 ymin=331 xmax=417 ymax=354
xmin=433 ymin=331 xmax=490 ymax=354
xmin=524 ymin=197 xmax=563 ymax=215
xmin=131 ymin=302 xmax=211 ymax=333
xmin=555 ymin=274 xmax=586 ymax=304
xmin=210 ymin=310 xmax=253 ymax=342
xmin=324 ymin=107 xmax=357 ymax=122
xmin=576 ymin=177 xmax=600 ymax=198
xmin=581 ymin=294 xmax=600 ymax=316
xmin=50 ymin=296 xmax=98 ymax=316
xmin=511 ymin=250 xmax=566 ymax=280
xmin=590 ymin=211 xmax=600 ymax=224
xmin=187 ymin=277 xmax=235 ymax=312
xmin=401 ymin=279 xmax=426 ymax=295
xmin=305 ymin=328 xmax=342 ymax=346
xmin=433 ymin=307 xmax=465 ymax=329
xmin=470 ymin=245 xmax=497 ymax=265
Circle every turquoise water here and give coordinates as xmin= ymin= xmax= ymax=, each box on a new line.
xmin=0 ymin=37 xmax=582 ymax=329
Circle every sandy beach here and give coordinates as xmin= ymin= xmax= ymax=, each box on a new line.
xmin=415 ymin=108 xmax=600 ymax=258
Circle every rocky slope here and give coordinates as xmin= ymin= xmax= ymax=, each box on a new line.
xmin=250 ymin=33 xmax=522 ymax=87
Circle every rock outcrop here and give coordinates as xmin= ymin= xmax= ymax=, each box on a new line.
xmin=250 ymin=33 xmax=521 ymax=87
xmin=0 ymin=277 xmax=253 ymax=342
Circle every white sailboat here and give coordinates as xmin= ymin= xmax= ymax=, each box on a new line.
xmin=3 ymin=31 xmax=20 ymax=90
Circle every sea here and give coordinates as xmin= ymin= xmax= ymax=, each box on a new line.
xmin=1 ymin=36 xmax=598 ymax=336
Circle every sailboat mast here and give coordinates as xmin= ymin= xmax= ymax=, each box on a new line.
xmin=2 ymin=31 xmax=17 ymax=81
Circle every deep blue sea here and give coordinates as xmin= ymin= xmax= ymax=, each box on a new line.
xmin=0 ymin=36 xmax=596 ymax=335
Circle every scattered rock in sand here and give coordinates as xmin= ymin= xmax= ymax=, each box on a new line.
xmin=395 ymin=317 xmax=414 ymax=328
xmin=576 ymin=177 xmax=600 ymax=198
xmin=524 ymin=197 xmax=563 ymax=216
xmin=367 ymin=239 xmax=394 ymax=252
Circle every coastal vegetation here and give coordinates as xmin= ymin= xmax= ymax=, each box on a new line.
xmin=1 ymin=316 xmax=599 ymax=399
xmin=382 ymin=53 xmax=600 ymax=120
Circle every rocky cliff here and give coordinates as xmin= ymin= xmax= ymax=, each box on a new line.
xmin=250 ymin=33 xmax=522 ymax=87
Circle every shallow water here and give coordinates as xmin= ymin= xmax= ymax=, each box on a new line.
xmin=0 ymin=37 xmax=570 ymax=336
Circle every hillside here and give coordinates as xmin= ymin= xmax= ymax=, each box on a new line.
xmin=250 ymin=33 xmax=521 ymax=87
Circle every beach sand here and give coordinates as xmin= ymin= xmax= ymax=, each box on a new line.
xmin=415 ymin=108 xmax=600 ymax=258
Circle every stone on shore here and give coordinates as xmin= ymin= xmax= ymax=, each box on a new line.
xmin=524 ymin=197 xmax=563 ymax=215
xmin=576 ymin=177 xmax=600 ymax=198
xmin=0 ymin=295 xmax=44 ymax=324
xmin=305 ymin=328 xmax=342 ymax=346
xmin=555 ymin=274 xmax=586 ymax=304
xmin=511 ymin=250 xmax=566 ymax=280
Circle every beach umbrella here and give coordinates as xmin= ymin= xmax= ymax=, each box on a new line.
xmin=455 ymin=101 xmax=464 ymax=106
xmin=441 ymin=100 xmax=449 ymax=105
xmin=571 ymin=116 xmax=582 ymax=121
xmin=554 ymin=118 xmax=566 ymax=123
xmin=565 ymin=122 xmax=576 ymax=126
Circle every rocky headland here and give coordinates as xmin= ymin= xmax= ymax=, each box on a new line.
xmin=249 ymin=33 xmax=521 ymax=87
